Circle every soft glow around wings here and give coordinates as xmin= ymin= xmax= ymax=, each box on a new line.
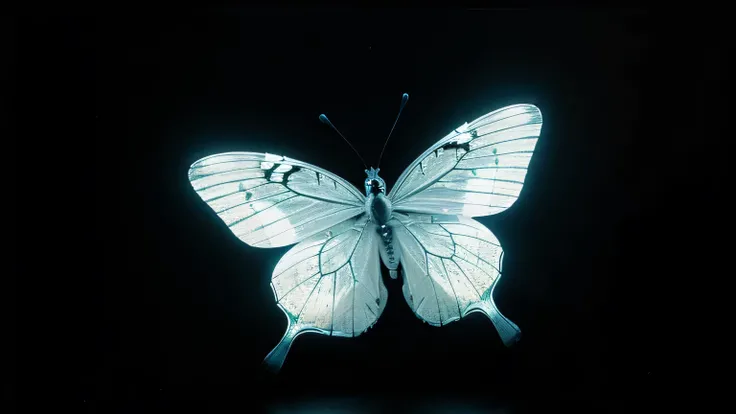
xmin=263 ymin=215 xmax=387 ymax=371
xmin=392 ymin=212 xmax=521 ymax=346
xmin=388 ymin=104 xmax=542 ymax=217
xmin=188 ymin=152 xmax=365 ymax=248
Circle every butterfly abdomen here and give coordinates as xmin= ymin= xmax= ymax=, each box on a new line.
xmin=367 ymin=193 xmax=401 ymax=279
xmin=377 ymin=222 xmax=400 ymax=279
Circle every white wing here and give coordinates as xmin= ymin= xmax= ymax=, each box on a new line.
xmin=263 ymin=214 xmax=386 ymax=371
xmin=392 ymin=212 xmax=520 ymax=346
xmin=188 ymin=152 xmax=365 ymax=248
xmin=388 ymin=104 xmax=542 ymax=217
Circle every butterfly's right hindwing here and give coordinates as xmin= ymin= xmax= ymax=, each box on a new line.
xmin=188 ymin=152 xmax=365 ymax=248
xmin=263 ymin=214 xmax=387 ymax=371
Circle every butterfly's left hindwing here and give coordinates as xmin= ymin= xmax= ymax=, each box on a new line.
xmin=263 ymin=214 xmax=387 ymax=371
xmin=188 ymin=152 xmax=365 ymax=248
xmin=392 ymin=212 xmax=521 ymax=346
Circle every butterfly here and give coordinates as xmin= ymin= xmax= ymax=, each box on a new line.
xmin=187 ymin=94 xmax=543 ymax=372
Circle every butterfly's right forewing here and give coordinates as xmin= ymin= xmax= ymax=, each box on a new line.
xmin=388 ymin=104 xmax=542 ymax=217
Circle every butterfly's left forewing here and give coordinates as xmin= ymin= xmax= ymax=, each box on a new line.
xmin=188 ymin=152 xmax=365 ymax=248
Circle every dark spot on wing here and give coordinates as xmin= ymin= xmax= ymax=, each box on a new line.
xmin=264 ymin=163 xmax=302 ymax=183
xmin=263 ymin=164 xmax=277 ymax=181
xmin=282 ymin=166 xmax=301 ymax=183
xmin=441 ymin=141 xmax=471 ymax=152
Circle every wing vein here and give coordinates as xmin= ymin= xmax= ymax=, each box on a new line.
xmin=349 ymin=261 xmax=356 ymax=337
xmin=455 ymin=166 xmax=528 ymax=171
xmin=275 ymin=272 xmax=321 ymax=303
xmin=249 ymin=206 xmax=361 ymax=246
xmin=419 ymin=187 xmax=519 ymax=198
xmin=285 ymin=184 xmax=364 ymax=207
xmin=426 ymin=252 xmax=443 ymax=325
xmin=439 ymin=225 xmax=501 ymax=247
xmin=440 ymin=257 xmax=462 ymax=319
xmin=451 ymin=257 xmax=483 ymax=299
xmin=454 ymin=244 xmax=501 ymax=273
xmin=438 ymin=178 xmax=525 ymax=185
xmin=204 ymin=181 xmax=273 ymax=203
xmin=397 ymin=200 xmax=511 ymax=209
xmin=396 ymin=219 xmax=443 ymax=324
xmin=453 ymin=253 xmax=499 ymax=283
xmin=215 ymin=189 xmax=292 ymax=214
xmin=331 ymin=266 xmax=337 ymax=336
xmin=196 ymin=177 xmax=264 ymax=193
xmin=462 ymin=137 xmax=538 ymax=155
xmin=227 ymin=194 xmax=300 ymax=228
xmin=296 ymin=273 xmax=323 ymax=322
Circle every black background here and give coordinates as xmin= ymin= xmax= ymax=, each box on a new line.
xmin=16 ymin=7 xmax=727 ymax=412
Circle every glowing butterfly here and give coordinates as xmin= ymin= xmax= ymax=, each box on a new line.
xmin=187 ymin=94 xmax=543 ymax=371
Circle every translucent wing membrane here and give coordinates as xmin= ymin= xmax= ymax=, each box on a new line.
xmin=188 ymin=152 xmax=365 ymax=248
xmin=263 ymin=214 xmax=387 ymax=371
xmin=392 ymin=212 xmax=521 ymax=346
xmin=389 ymin=104 xmax=542 ymax=217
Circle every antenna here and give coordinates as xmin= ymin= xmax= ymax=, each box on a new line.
xmin=376 ymin=93 xmax=409 ymax=168
xmin=319 ymin=114 xmax=368 ymax=169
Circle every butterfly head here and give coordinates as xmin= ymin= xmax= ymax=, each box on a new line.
xmin=364 ymin=167 xmax=386 ymax=196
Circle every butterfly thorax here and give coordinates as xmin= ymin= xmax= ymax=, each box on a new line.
xmin=367 ymin=192 xmax=392 ymax=226
xmin=364 ymin=167 xmax=391 ymax=225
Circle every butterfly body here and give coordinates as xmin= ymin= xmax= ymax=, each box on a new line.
xmin=366 ymin=185 xmax=392 ymax=226
xmin=188 ymin=103 xmax=543 ymax=372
